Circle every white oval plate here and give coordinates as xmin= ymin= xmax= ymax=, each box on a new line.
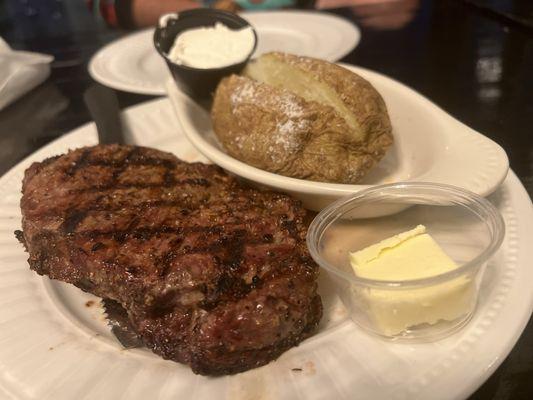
xmin=88 ymin=11 xmax=360 ymax=95
xmin=168 ymin=64 xmax=509 ymax=211
xmin=0 ymin=98 xmax=532 ymax=400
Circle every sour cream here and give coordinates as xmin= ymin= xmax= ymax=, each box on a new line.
xmin=166 ymin=22 xmax=255 ymax=69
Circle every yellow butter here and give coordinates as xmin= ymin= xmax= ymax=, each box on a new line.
xmin=350 ymin=225 xmax=458 ymax=281
xmin=349 ymin=225 xmax=474 ymax=336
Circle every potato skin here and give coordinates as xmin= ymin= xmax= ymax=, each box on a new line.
xmin=211 ymin=55 xmax=393 ymax=184
xmin=267 ymin=52 xmax=392 ymax=145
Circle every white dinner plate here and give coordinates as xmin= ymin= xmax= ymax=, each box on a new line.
xmin=0 ymin=98 xmax=532 ymax=400
xmin=88 ymin=11 xmax=360 ymax=95
xmin=168 ymin=64 xmax=509 ymax=211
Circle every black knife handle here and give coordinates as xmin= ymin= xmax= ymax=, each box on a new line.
xmin=83 ymin=83 xmax=125 ymax=145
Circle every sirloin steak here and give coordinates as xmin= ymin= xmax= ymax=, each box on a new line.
xmin=17 ymin=145 xmax=322 ymax=375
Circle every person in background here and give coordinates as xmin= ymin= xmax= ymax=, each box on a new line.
xmin=88 ymin=0 xmax=303 ymax=29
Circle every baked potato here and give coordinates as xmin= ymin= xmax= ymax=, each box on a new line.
xmin=211 ymin=52 xmax=393 ymax=184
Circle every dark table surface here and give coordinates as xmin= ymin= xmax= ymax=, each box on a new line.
xmin=0 ymin=0 xmax=532 ymax=398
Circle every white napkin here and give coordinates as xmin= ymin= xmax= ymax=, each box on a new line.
xmin=0 ymin=38 xmax=54 ymax=110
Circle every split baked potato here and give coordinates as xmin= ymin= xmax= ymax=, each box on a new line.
xmin=211 ymin=52 xmax=393 ymax=184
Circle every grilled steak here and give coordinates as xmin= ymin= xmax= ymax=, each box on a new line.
xmin=17 ymin=144 xmax=322 ymax=375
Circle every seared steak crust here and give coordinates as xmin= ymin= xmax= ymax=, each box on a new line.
xmin=18 ymin=145 xmax=322 ymax=375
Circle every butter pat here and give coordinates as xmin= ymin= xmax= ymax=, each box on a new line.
xmin=349 ymin=225 xmax=475 ymax=336
xmin=350 ymin=225 xmax=458 ymax=280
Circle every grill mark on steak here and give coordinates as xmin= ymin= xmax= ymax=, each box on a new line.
xmin=65 ymin=148 xmax=90 ymax=176
xmin=68 ymin=178 xmax=211 ymax=193
xmin=71 ymin=223 xmax=271 ymax=241
xmin=155 ymin=238 xmax=182 ymax=278
xmin=36 ymin=174 xmax=225 ymax=221
xmin=109 ymin=146 xmax=140 ymax=182
xmin=59 ymin=196 xmax=285 ymax=237
xmin=63 ymin=210 xmax=89 ymax=234
xmin=76 ymin=154 xmax=177 ymax=170
xmin=38 ymin=199 xmax=202 ymax=219
xmin=65 ymin=145 xmax=176 ymax=171
xmin=18 ymin=144 xmax=322 ymax=376
xmin=59 ymin=182 xmax=215 ymax=232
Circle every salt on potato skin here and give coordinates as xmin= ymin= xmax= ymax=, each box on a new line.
xmin=211 ymin=52 xmax=393 ymax=184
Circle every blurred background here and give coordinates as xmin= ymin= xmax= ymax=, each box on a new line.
xmin=1 ymin=0 xmax=532 ymax=184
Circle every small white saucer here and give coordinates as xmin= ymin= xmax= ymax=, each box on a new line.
xmin=88 ymin=11 xmax=360 ymax=95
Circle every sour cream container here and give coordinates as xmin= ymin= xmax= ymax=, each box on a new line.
xmin=154 ymin=9 xmax=257 ymax=99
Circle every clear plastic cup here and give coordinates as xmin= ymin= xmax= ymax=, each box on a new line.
xmin=307 ymin=182 xmax=505 ymax=341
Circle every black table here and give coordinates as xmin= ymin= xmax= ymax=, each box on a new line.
xmin=1 ymin=0 xmax=532 ymax=398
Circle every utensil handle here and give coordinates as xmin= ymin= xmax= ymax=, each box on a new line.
xmin=84 ymin=83 xmax=125 ymax=145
